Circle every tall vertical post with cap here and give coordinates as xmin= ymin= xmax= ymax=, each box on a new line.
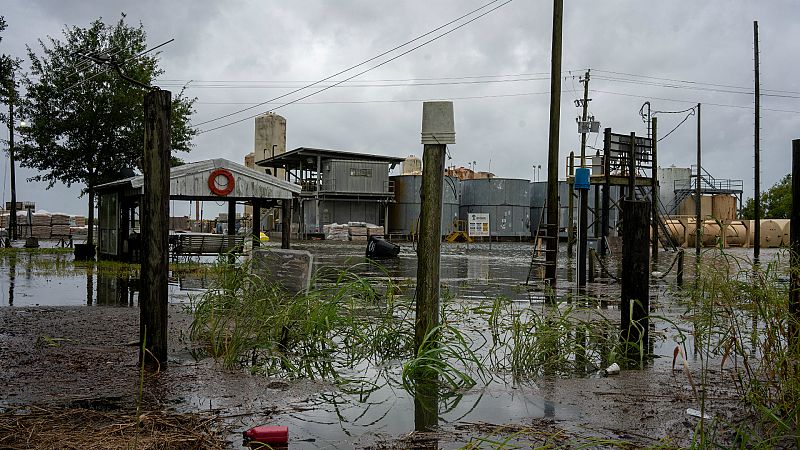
xmin=415 ymin=101 xmax=454 ymax=352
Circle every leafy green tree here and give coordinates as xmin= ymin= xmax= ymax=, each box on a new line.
xmin=1 ymin=16 xmax=22 ymax=135
xmin=741 ymin=174 xmax=792 ymax=219
xmin=17 ymin=15 xmax=196 ymax=246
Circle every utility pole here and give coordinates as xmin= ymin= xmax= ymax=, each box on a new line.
xmin=579 ymin=70 xmax=590 ymax=165
xmin=754 ymin=21 xmax=761 ymax=264
xmin=544 ymin=0 xmax=564 ymax=289
xmin=7 ymin=71 xmax=17 ymax=241
xmin=651 ymin=117 xmax=659 ymax=261
xmin=695 ymin=103 xmax=702 ymax=256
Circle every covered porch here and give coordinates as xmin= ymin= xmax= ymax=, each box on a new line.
xmin=95 ymin=158 xmax=300 ymax=261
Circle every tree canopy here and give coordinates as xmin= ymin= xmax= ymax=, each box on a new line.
xmin=17 ymin=14 xmax=196 ymax=192
xmin=741 ymin=174 xmax=792 ymax=220
xmin=0 ymin=16 xmax=21 ymax=128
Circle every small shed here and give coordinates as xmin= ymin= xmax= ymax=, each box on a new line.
xmin=95 ymin=158 xmax=300 ymax=261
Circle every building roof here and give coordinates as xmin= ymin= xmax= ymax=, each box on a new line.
xmin=256 ymin=147 xmax=405 ymax=169
xmin=96 ymin=158 xmax=300 ymax=200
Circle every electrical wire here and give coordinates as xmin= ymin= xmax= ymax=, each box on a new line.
xmin=193 ymin=90 xmax=551 ymax=106
xmin=65 ymin=39 xmax=174 ymax=92
xmin=592 ymin=68 xmax=800 ymax=96
xmin=158 ymin=76 xmax=551 ymax=90
xmin=197 ymin=0 xmax=515 ymax=134
xmin=193 ymin=0 xmax=509 ymax=128
xmin=591 ymin=89 xmax=800 ymax=114
xmin=657 ymin=109 xmax=695 ymax=143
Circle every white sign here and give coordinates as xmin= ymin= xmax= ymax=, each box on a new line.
xmin=468 ymin=213 xmax=490 ymax=237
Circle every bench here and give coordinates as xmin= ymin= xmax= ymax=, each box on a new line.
xmin=170 ymin=233 xmax=245 ymax=259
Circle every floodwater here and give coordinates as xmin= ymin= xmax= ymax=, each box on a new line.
xmin=0 ymin=240 xmax=788 ymax=448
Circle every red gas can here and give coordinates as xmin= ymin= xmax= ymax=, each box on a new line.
xmin=243 ymin=425 xmax=289 ymax=447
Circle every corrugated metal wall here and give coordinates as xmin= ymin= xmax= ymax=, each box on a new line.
xmin=529 ymin=181 xmax=621 ymax=238
xmin=459 ymin=178 xmax=531 ymax=238
xmin=322 ymin=160 xmax=390 ymax=194
xmin=303 ymin=199 xmax=382 ymax=232
xmin=388 ymin=175 xmax=460 ymax=235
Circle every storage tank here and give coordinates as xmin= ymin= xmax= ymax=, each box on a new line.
xmin=388 ymin=175 xmax=459 ymax=236
xmin=679 ymin=195 xmax=713 ymax=219
xmin=461 ymin=178 xmax=530 ymax=238
xmin=711 ymin=195 xmax=736 ymax=221
xmin=725 ymin=221 xmax=749 ymax=247
xmin=773 ymin=219 xmax=790 ymax=246
xmin=401 ymin=155 xmax=422 ymax=175
xmin=665 ymin=219 xmax=686 ymax=247
xmin=658 ymin=166 xmax=692 ymax=210
xmin=702 ymin=221 xmax=723 ymax=247
xmin=749 ymin=219 xmax=784 ymax=248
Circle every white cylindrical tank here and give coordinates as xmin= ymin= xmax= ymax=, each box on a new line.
xmin=702 ymin=221 xmax=723 ymax=247
xmin=758 ymin=219 xmax=784 ymax=248
xmin=401 ymin=155 xmax=422 ymax=175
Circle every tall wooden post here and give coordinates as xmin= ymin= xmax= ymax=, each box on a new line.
xmin=790 ymin=139 xmax=800 ymax=343
xmin=415 ymin=143 xmax=445 ymax=350
xmin=281 ymin=199 xmax=291 ymax=249
xmin=544 ymin=0 xmax=564 ymax=287
xmin=567 ymin=151 xmax=575 ymax=255
xmin=8 ymin=72 xmax=17 ymax=241
xmin=651 ymin=117 xmax=659 ymax=260
xmin=252 ymin=200 xmax=261 ymax=249
xmin=628 ymin=132 xmax=636 ymax=199
xmin=621 ymin=199 xmax=650 ymax=352
xmin=695 ymin=103 xmax=702 ymax=256
xmin=140 ymin=89 xmax=171 ymax=368
xmin=601 ymin=129 xmax=611 ymax=257
xmin=754 ymin=21 xmax=761 ymax=264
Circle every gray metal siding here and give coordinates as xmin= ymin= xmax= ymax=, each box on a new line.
xmin=389 ymin=175 xmax=459 ymax=236
xmin=323 ymin=160 xmax=389 ymax=194
xmin=460 ymin=178 xmax=531 ymax=237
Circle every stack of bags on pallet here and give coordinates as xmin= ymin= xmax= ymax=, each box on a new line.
xmin=0 ymin=211 xmax=7 ymax=228
xmin=366 ymin=225 xmax=384 ymax=237
xmin=31 ymin=211 xmax=52 ymax=238
xmin=51 ymin=212 xmax=71 ymax=237
xmin=323 ymin=223 xmax=350 ymax=241
xmin=348 ymin=222 xmax=368 ymax=242
xmin=71 ymin=215 xmax=88 ymax=236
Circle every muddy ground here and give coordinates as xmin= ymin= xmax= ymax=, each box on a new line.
xmin=0 ymin=303 xmax=745 ymax=448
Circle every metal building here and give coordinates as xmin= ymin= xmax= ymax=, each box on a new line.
xmin=459 ymin=178 xmax=530 ymax=239
xmin=388 ymin=175 xmax=460 ymax=237
xmin=256 ymin=148 xmax=404 ymax=237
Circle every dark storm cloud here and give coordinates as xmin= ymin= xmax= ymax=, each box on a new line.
xmin=2 ymin=0 xmax=799 ymax=214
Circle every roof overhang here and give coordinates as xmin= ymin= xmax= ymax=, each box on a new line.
xmin=256 ymin=147 xmax=404 ymax=170
xmin=96 ymin=158 xmax=300 ymax=200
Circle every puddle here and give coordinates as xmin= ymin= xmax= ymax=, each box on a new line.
xmin=0 ymin=241 xmax=788 ymax=447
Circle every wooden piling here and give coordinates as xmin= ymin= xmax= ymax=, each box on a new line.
xmin=621 ymin=199 xmax=650 ymax=352
xmin=588 ymin=247 xmax=596 ymax=283
xmin=140 ymin=89 xmax=171 ymax=368
xmin=252 ymin=200 xmax=261 ymax=249
xmin=415 ymin=144 xmax=446 ymax=350
xmin=281 ymin=199 xmax=291 ymax=249
xmin=677 ymin=249 xmax=684 ymax=287
xmin=790 ymin=139 xmax=800 ymax=343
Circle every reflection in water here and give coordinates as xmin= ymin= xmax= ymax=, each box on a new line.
xmin=86 ymin=266 xmax=93 ymax=306
xmin=7 ymin=253 xmax=16 ymax=306
xmin=414 ymin=376 xmax=439 ymax=432
xmin=96 ymin=272 xmax=135 ymax=306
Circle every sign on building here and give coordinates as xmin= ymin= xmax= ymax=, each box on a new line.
xmin=468 ymin=213 xmax=490 ymax=237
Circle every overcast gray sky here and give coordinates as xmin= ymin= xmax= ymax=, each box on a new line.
xmin=2 ymin=0 xmax=798 ymax=215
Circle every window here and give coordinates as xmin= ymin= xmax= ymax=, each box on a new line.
xmin=349 ymin=168 xmax=373 ymax=177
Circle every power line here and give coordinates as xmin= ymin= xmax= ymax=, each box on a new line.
xmin=592 ymin=68 xmax=800 ymax=96
xmin=591 ymin=89 xmax=800 ymax=114
xmin=193 ymin=90 xmax=551 ymax=107
xmin=198 ymin=0 xmax=515 ymax=134
xmin=593 ymin=74 xmax=800 ymax=99
xmin=657 ymin=109 xmax=695 ymax=142
xmin=159 ymin=75 xmax=551 ymax=90
xmin=194 ymin=0 xmax=510 ymax=128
